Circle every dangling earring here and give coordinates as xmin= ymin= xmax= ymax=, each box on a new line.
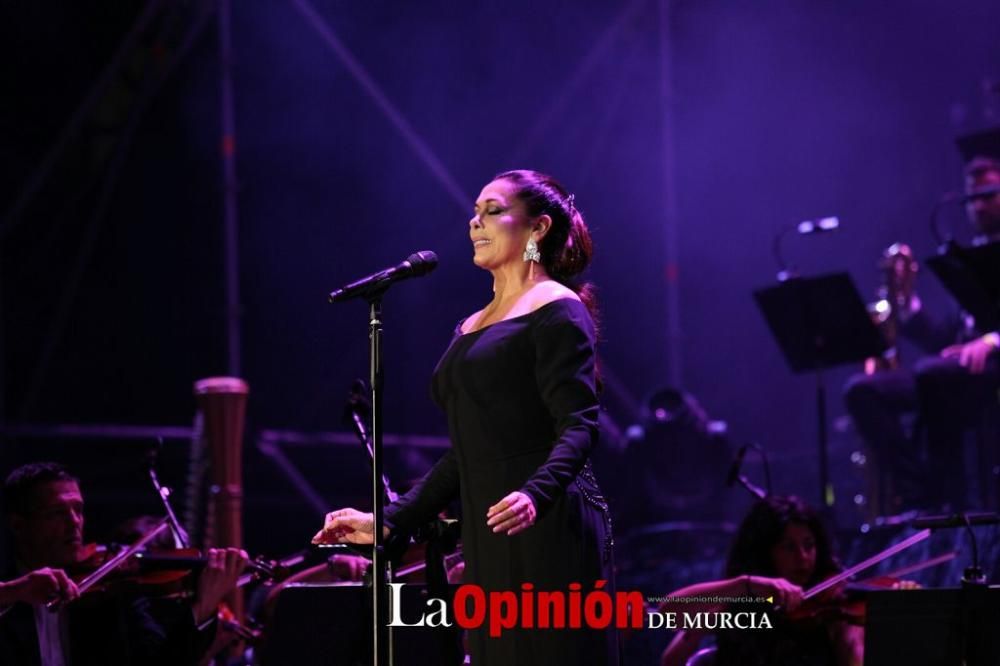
xmin=523 ymin=238 xmax=541 ymax=280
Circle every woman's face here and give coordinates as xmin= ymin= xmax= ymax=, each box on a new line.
xmin=469 ymin=178 xmax=533 ymax=271
xmin=770 ymin=522 xmax=817 ymax=586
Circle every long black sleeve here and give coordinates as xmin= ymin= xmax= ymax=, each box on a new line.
xmin=383 ymin=448 xmax=460 ymax=533
xmin=519 ymin=300 xmax=600 ymax=516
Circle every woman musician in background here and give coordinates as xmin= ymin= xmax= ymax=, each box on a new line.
xmin=660 ymin=496 xmax=864 ymax=666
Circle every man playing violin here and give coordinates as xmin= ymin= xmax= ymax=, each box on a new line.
xmin=0 ymin=461 xmax=249 ymax=666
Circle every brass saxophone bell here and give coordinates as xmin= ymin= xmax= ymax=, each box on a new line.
xmin=864 ymin=243 xmax=919 ymax=374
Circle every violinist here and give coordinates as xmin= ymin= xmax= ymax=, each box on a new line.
xmin=0 ymin=461 xmax=248 ymax=666
xmin=660 ymin=496 xmax=863 ymax=666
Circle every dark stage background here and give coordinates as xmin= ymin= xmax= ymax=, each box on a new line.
xmin=3 ymin=3 xmax=1000 ymax=657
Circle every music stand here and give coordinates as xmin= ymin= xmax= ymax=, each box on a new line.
xmin=865 ymin=587 xmax=1000 ymax=665
xmin=754 ymin=273 xmax=887 ymax=509
xmin=925 ymin=242 xmax=1000 ymax=332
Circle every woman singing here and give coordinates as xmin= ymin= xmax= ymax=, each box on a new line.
xmin=314 ymin=170 xmax=616 ymax=665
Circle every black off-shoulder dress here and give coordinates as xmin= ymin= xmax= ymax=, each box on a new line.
xmin=386 ymin=297 xmax=618 ymax=666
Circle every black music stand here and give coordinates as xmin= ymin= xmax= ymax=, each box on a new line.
xmin=926 ymin=242 xmax=1000 ymax=332
xmin=754 ymin=273 xmax=887 ymax=510
xmin=865 ymin=587 xmax=1000 ymax=666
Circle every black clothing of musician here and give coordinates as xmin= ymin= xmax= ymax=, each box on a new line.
xmin=0 ymin=590 xmax=213 ymax=666
xmin=843 ymin=280 xmax=1000 ymax=509
xmin=385 ymin=297 xmax=617 ymax=665
xmin=844 ymin=157 xmax=1000 ymax=510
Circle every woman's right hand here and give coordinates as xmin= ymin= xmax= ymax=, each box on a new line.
xmin=746 ymin=575 xmax=804 ymax=612
xmin=312 ymin=508 xmax=389 ymax=545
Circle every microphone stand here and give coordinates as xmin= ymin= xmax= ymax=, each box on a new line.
xmin=148 ymin=440 xmax=191 ymax=549
xmin=346 ymin=379 xmax=463 ymax=666
xmin=959 ymin=514 xmax=988 ymax=666
xmin=727 ymin=443 xmax=771 ymax=500
xmin=910 ymin=511 xmax=994 ymax=664
xmin=346 ymin=380 xmax=399 ymax=504
xmin=367 ymin=294 xmax=391 ymax=666
xmin=734 ymin=473 xmax=768 ymax=501
xmin=329 ymin=254 xmax=437 ymax=666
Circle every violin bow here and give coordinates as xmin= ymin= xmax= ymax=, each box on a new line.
xmin=46 ymin=517 xmax=173 ymax=609
xmin=860 ymin=550 xmax=958 ymax=583
xmin=803 ymin=528 xmax=931 ymax=600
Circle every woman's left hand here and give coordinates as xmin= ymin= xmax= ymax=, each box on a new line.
xmin=487 ymin=491 xmax=537 ymax=536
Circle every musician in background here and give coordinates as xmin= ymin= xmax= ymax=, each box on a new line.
xmin=0 ymin=462 xmax=247 ymax=665
xmin=844 ymin=138 xmax=1000 ymax=511
xmin=659 ymin=495 xmax=863 ymax=666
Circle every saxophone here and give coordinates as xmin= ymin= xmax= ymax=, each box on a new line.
xmin=864 ymin=243 xmax=918 ymax=374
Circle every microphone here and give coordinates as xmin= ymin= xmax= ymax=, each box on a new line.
xmin=328 ymin=251 xmax=438 ymax=303
xmin=726 ymin=445 xmax=748 ymax=487
xmin=911 ymin=511 xmax=1000 ymax=530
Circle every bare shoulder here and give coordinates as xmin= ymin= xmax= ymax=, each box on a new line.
xmin=528 ymin=281 xmax=580 ymax=312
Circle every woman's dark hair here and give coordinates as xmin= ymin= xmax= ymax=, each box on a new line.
xmin=724 ymin=495 xmax=840 ymax=586
xmin=494 ymin=169 xmax=599 ymax=327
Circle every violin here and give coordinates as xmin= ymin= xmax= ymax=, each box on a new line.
xmin=784 ymin=532 xmax=955 ymax=627
xmin=0 ymin=519 xmax=172 ymax=620
xmin=36 ymin=516 xmax=289 ymax=649
xmin=785 ymin=580 xmax=880 ymax=627
xmin=48 ymin=517 xmax=176 ymax=609
xmin=132 ymin=549 xmax=283 ymax=590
